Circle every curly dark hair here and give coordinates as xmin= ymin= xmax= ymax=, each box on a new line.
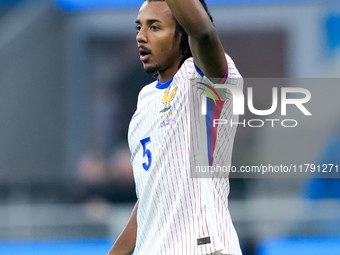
xmin=146 ymin=0 xmax=213 ymax=67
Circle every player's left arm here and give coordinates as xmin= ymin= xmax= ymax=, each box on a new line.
xmin=165 ymin=0 xmax=226 ymax=81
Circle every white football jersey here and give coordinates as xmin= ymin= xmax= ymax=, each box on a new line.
xmin=128 ymin=53 xmax=243 ymax=255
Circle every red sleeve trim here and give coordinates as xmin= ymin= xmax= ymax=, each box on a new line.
xmin=219 ymin=62 xmax=229 ymax=84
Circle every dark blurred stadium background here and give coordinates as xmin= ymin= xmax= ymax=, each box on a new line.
xmin=0 ymin=0 xmax=340 ymax=254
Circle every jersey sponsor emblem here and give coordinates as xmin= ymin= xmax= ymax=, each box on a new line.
xmin=160 ymin=86 xmax=178 ymax=127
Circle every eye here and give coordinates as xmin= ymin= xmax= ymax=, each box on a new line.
xmin=136 ymin=25 xmax=142 ymax=34
xmin=150 ymin=25 xmax=159 ymax=32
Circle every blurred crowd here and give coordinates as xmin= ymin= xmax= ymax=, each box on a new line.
xmin=74 ymin=145 xmax=137 ymax=204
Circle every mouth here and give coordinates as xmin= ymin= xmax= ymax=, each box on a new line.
xmin=138 ymin=46 xmax=151 ymax=62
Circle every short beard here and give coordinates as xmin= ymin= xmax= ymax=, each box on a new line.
xmin=144 ymin=65 xmax=160 ymax=78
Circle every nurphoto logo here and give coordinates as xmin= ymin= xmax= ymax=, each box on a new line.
xmin=200 ymin=82 xmax=312 ymax=128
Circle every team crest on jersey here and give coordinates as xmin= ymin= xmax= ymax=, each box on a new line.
xmin=160 ymin=86 xmax=178 ymax=127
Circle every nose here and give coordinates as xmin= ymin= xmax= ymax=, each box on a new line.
xmin=136 ymin=26 xmax=147 ymax=43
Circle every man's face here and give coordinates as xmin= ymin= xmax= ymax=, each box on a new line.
xmin=136 ymin=1 xmax=182 ymax=76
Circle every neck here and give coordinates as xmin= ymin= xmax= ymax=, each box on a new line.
xmin=157 ymin=58 xmax=183 ymax=83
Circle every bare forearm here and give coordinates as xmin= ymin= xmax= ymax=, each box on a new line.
xmin=107 ymin=201 xmax=138 ymax=255
xmin=164 ymin=0 xmax=213 ymax=38
xmin=165 ymin=0 xmax=226 ymax=79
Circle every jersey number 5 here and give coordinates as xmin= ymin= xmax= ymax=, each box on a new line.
xmin=140 ymin=137 xmax=152 ymax=171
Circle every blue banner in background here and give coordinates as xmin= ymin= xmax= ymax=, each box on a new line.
xmin=0 ymin=0 xmax=24 ymax=6
xmin=0 ymin=238 xmax=114 ymax=255
xmin=54 ymin=0 xmax=338 ymax=11
xmin=0 ymin=0 xmax=338 ymax=10
xmin=326 ymin=13 xmax=340 ymax=52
